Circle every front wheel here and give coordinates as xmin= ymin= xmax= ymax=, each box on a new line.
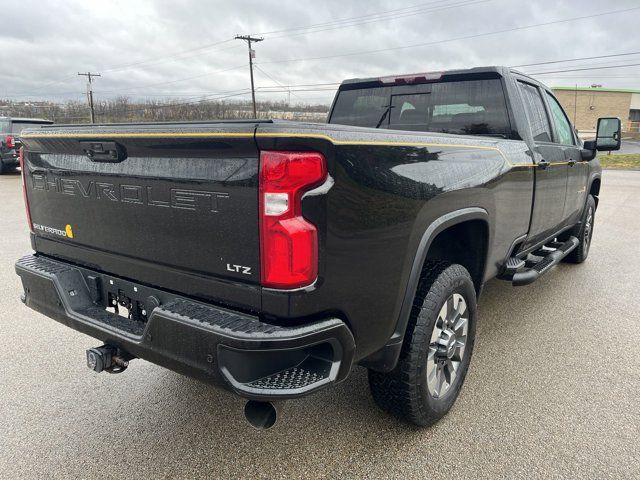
xmin=368 ymin=262 xmax=477 ymax=426
xmin=564 ymin=195 xmax=596 ymax=264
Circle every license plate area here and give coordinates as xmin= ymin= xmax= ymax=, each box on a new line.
xmin=105 ymin=288 xmax=149 ymax=323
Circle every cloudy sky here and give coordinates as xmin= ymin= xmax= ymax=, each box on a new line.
xmin=1 ymin=0 xmax=639 ymax=105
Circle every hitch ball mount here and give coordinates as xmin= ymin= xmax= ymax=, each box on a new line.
xmin=86 ymin=345 xmax=134 ymax=374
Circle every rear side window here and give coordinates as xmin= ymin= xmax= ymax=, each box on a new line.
xmin=545 ymin=92 xmax=575 ymax=145
xmin=330 ymin=79 xmax=511 ymax=137
xmin=518 ymin=82 xmax=552 ymax=143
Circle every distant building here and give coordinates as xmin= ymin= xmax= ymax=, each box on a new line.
xmin=552 ymin=86 xmax=640 ymax=134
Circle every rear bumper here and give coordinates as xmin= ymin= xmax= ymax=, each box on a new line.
xmin=1 ymin=151 xmax=18 ymax=164
xmin=15 ymin=254 xmax=355 ymax=400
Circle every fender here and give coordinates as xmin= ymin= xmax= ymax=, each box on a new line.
xmin=361 ymin=207 xmax=490 ymax=372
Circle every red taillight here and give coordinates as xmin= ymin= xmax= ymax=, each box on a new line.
xmin=379 ymin=71 xmax=443 ymax=84
xmin=19 ymin=147 xmax=33 ymax=232
xmin=5 ymin=135 xmax=14 ymax=149
xmin=259 ymin=151 xmax=327 ymax=289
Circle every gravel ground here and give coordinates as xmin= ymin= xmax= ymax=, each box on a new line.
xmin=0 ymin=170 xmax=638 ymax=479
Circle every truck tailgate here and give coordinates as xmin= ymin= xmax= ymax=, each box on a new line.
xmin=20 ymin=123 xmax=261 ymax=288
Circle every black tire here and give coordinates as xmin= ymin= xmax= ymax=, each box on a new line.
xmin=564 ymin=195 xmax=596 ymax=264
xmin=368 ymin=261 xmax=477 ymax=426
xmin=0 ymin=160 xmax=6 ymax=175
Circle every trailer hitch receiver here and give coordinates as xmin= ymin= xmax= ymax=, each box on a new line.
xmin=86 ymin=345 xmax=133 ymax=374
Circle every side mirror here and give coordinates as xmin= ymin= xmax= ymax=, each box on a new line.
xmin=595 ymin=117 xmax=622 ymax=152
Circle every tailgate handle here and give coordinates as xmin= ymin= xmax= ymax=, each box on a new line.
xmin=80 ymin=141 xmax=127 ymax=163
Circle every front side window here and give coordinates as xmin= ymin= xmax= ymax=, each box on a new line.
xmin=518 ymin=82 xmax=552 ymax=143
xmin=545 ymin=92 xmax=575 ymax=145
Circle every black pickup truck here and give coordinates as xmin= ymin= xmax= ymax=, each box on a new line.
xmin=15 ymin=67 xmax=620 ymax=428
xmin=1 ymin=117 xmax=53 ymax=174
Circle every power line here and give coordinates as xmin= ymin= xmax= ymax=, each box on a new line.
xmin=254 ymin=64 xmax=304 ymax=104
xmin=531 ymin=63 xmax=640 ymax=75
xmin=99 ymin=38 xmax=237 ymax=73
xmin=7 ymin=1 xmax=477 ymax=96
xmin=512 ymin=51 xmax=640 ymax=68
xmin=24 ymin=3 xmax=463 ymax=93
xmin=5 ymin=86 xmax=334 ymax=115
xmin=519 ymin=57 xmax=640 ymax=73
xmin=19 ymin=3 xmax=638 ymax=97
xmin=263 ymin=0 xmax=489 ymax=40
xmin=255 ymin=0 xmax=458 ymax=36
xmin=95 ymin=64 xmax=246 ymax=93
xmin=260 ymin=6 xmax=640 ymax=65
xmin=107 ymin=87 xmax=336 ymax=114
xmin=66 ymin=2 xmax=463 ymax=76
xmin=543 ymin=75 xmax=640 ymax=79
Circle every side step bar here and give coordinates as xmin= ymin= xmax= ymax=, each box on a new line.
xmin=499 ymin=236 xmax=579 ymax=286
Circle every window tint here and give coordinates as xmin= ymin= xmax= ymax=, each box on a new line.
xmin=424 ymin=80 xmax=509 ymax=136
xmin=518 ymin=82 xmax=552 ymax=143
xmin=389 ymin=93 xmax=430 ymax=130
xmin=545 ymin=92 xmax=574 ymax=145
xmin=330 ymin=79 xmax=511 ymax=137
xmin=433 ymin=103 xmax=484 ymax=116
xmin=330 ymin=87 xmax=392 ymax=127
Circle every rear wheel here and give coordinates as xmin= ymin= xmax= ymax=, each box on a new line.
xmin=564 ymin=195 xmax=595 ymax=264
xmin=368 ymin=262 xmax=477 ymax=426
xmin=0 ymin=160 xmax=6 ymax=175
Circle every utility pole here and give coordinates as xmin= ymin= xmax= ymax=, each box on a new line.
xmin=78 ymin=72 xmax=101 ymax=123
xmin=235 ymin=35 xmax=263 ymax=118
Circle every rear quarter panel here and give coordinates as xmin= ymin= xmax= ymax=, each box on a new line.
xmin=256 ymin=123 xmax=534 ymax=360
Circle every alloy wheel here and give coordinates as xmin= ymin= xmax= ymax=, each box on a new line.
xmin=584 ymin=206 xmax=594 ymax=254
xmin=426 ymin=293 xmax=468 ymax=398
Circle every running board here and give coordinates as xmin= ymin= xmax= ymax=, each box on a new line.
xmin=498 ymin=236 xmax=579 ymax=286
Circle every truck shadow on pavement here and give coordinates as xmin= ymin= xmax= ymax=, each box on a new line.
xmin=2 ymin=167 xmax=21 ymax=176
xmin=101 ymin=274 xmax=567 ymax=476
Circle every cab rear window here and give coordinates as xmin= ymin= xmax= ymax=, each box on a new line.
xmin=330 ymin=78 xmax=511 ymax=138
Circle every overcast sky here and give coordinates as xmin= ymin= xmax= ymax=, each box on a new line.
xmin=1 ymin=0 xmax=639 ymax=105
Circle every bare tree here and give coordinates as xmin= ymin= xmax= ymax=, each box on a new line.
xmin=0 ymin=97 xmax=329 ymax=124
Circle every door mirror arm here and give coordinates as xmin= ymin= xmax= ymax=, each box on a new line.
xmin=581 ymin=140 xmax=597 ymax=161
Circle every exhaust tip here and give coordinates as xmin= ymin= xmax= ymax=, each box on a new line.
xmin=244 ymin=400 xmax=277 ymax=430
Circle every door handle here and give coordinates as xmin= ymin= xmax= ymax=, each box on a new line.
xmin=80 ymin=141 xmax=127 ymax=163
xmin=538 ymin=159 xmax=550 ymax=170
xmin=568 ymin=158 xmax=577 ymax=167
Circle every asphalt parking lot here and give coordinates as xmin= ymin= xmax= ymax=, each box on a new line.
xmin=619 ymin=139 xmax=640 ymax=154
xmin=1 ymin=170 xmax=638 ymax=479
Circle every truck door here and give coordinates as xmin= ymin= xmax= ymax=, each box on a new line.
xmin=517 ymin=81 xmax=569 ymax=249
xmin=543 ymin=90 xmax=589 ymax=225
